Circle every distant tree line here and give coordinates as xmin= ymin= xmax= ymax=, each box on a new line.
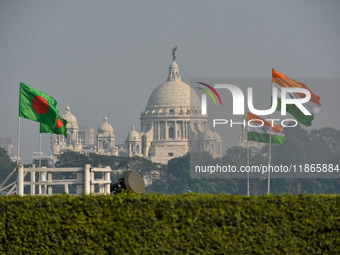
xmin=150 ymin=125 xmax=340 ymax=195
xmin=0 ymin=125 xmax=339 ymax=195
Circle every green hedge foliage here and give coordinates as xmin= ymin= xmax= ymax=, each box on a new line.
xmin=0 ymin=194 xmax=339 ymax=254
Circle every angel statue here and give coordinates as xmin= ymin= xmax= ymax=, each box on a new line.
xmin=172 ymin=46 xmax=177 ymax=61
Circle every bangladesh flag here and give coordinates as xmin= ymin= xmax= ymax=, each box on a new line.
xmin=40 ymin=116 xmax=68 ymax=137
xmin=19 ymin=83 xmax=59 ymax=127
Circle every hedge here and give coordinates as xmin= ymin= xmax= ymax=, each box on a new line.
xmin=0 ymin=194 xmax=339 ymax=254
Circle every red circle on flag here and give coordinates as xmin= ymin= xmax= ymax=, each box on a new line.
xmin=32 ymin=96 xmax=49 ymax=115
xmin=56 ymin=118 xmax=63 ymax=129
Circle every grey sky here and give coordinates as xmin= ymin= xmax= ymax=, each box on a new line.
xmin=0 ymin=0 xmax=339 ymax=163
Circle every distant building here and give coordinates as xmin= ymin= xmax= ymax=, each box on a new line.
xmin=32 ymin=151 xmax=53 ymax=166
xmin=39 ymin=50 xmax=224 ymax=165
xmin=45 ymin=107 xmax=119 ymax=165
xmin=116 ymin=144 xmax=127 ymax=156
xmin=238 ymin=123 xmax=264 ymax=152
xmin=96 ymin=116 xmax=118 ymax=156
xmin=0 ymin=137 xmax=14 ymax=157
xmin=51 ymin=105 xmax=83 ymax=156
xmin=78 ymin=126 xmax=95 ymax=147
xmin=126 ymin=54 xmax=222 ymax=164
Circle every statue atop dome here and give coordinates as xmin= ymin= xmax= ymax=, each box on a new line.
xmin=172 ymin=46 xmax=177 ymax=61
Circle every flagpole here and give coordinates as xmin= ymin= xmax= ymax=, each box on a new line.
xmin=39 ymin=133 xmax=42 ymax=167
xmin=247 ymin=139 xmax=250 ymax=196
xmin=17 ymin=116 xmax=21 ymax=165
xmin=268 ymin=68 xmax=274 ymax=194
xmin=17 ymin=84 xmax=22 ymax=166
xmin=268 ymin=128 xmax=272 ymax=194
xmin=246 ymin=118 xmax=250 ymax=196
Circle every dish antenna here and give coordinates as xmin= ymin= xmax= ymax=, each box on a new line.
xmin=110 ymin=170 xmax=145 ymax=194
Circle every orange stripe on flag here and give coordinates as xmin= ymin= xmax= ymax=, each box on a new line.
xmin=272 ymin=69 xmax=321 ymax=106
xmin=247 ymin=112 xmax=282 ymax=133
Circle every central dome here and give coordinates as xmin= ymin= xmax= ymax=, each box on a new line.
xmin=147 ymin=80 xmax=201 ymax=109
xmin=146 ymin=61 xmax=201 ymax=110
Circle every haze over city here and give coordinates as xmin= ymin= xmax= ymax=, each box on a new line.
xmin=1 ymin=0 xmax=339 ymax=163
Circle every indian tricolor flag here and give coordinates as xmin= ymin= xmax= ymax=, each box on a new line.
xmin=247 ymin=112 xmax=285 ymax=144
xmin=272 ymin=69 xmax=321 ymax=126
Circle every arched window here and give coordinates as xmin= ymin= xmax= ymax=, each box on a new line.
xmin=131 ymin=144 xmax=135 ymax=153
xmin=136 ymin=145 xmax=140 ymax=154
xmin=169 ymin=127 xmax=174 ymax=139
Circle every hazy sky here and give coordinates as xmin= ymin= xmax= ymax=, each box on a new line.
xmin=1 ymin=0 xmax=339 ymax=163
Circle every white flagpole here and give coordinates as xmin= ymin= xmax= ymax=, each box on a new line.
xmin=246 ymin=117 xmax=250 ymax=196
xmin=268 ymin=127 xmax=272 ymax=194
xmin=247 ymin=140 xmax=250 ymax=196
xmin=39 ymin=133 xmax=42 ymax=167
xmin=268 ymin=68 xmax=274 ymax=194
xmin=17 ymin=84 xmax=21 ymax=166
xmin=17 ymin=116 xmax=21 ymax=165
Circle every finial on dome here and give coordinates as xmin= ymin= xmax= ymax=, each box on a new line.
xmin=132 ymin=125 xmax=135 ymax=131
xmin=172 ymin=46 xmax=177 ymax=62
xmin=167 ymin=47 xmax=181 ymax=82
xmin=66 ymin=104 xmax=70 ymax=113
xmin=103 ymin=116 xmax=108 ymax=123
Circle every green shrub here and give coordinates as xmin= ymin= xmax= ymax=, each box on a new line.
xmin=0 ymin=194 xmax=339 ymax=254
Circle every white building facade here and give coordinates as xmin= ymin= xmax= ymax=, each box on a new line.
xmin=49 ymin=107 xmax=119 ymax=166
xmin=51 ymin=105 xmax=83 ymax=156
xmin=96 ymin=116 xmax=118 ymax=156
xmin=126 ymin=57 xmax=222 ymax=164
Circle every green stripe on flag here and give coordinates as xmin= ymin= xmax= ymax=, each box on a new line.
xmin=276 ymin=97 xmax=314 ymax=126
xmin=247 ymin=131 xmax=285 ymax=144
xmin=40 ymin=116 xmax=68 ymax=137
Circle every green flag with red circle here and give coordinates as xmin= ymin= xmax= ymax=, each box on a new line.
xmin=19 ymin=83 xmax=59 ymax=127
xmin=40 ymin=116 xmax=68 ymax=137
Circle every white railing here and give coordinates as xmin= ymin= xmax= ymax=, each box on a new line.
xmin=0 ymin=164 xmax=112 ymax=196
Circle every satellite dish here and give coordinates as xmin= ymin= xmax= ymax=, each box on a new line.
xmin=110 ymin=170 xmax=145 ymax=194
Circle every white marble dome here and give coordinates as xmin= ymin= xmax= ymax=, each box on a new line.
xmin=62 ymin=105 xmax=78 ymax=128
xmin=213 ymin=128 xmax=222 ymax=141
xmin=169 ymin=61 xmax=178 ymax=69
xmin=147 ymin=80 xmax=201 ymax=109
xmin=146 ymin=61 xmax=201 ymax=110
xmin=98 ymin=116 xmax=114 ymax=135
xmin=126 ymin=51 xmax=222 ymax=163
xmin=200 ymin=128 xmax=215 ymax=140
xmin=126 ymin=126 xmax=141 ymax=141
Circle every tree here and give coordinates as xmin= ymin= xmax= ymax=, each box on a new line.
xmin=150 ymin=153 xmax=240 ymax=195
xmin=0 ymin=146 xmax=16 ymax=183
xmin=55 ymin=151 xmax=89 ymax=167
xmin=50 ymin=126 xmax=340 ymax=195
xmin=32 ymin=159 xmax=49 ymax=167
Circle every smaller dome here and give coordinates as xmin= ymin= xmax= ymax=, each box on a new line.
xmin=126 ymin=126 xmax=141 ymax=141
xmin=169 ymin=61 xmax=178 ymax=69
xmin=213 ymin=128 xmax=222 ymax=141
xmin=62 ymin=105 xmax=78 ymax=128
xmin=201 ymin=128 xmax=215 ymax=140
xmin=98 ymin=116 xmax=114 ymax=135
